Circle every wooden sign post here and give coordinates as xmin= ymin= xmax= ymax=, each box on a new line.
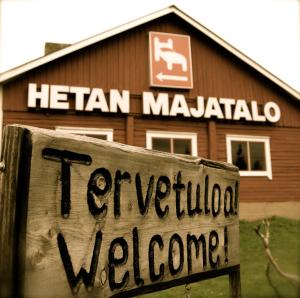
xmin=0 ymin=125 xmax=241 ymax=297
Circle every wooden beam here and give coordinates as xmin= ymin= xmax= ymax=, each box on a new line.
xmin=208 ymin=120 xmax=217 ymax=160
xmin=229 ymin=267 xmax=241 ymax=298
xmin=126 ymin=115 xmax=134 ymax=145
xmin=0 ymin=126 xmax=30 ymax=298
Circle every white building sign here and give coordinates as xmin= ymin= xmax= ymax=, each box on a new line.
xmin=28 ymin=83 xmax=281 ymax=123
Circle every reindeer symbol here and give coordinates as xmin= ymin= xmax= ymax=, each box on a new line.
xmin=154 ymin=37 xmax=187 ymax=72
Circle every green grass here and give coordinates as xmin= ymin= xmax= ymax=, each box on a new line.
xmin=140 ymin=217 xmax=300 ymax=298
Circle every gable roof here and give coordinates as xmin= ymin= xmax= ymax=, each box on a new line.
xmin=0 ymin=5 xmax=299 ymax=100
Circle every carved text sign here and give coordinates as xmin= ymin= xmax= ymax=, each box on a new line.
xmin=0 ymin=125 xmax=240 ymax=297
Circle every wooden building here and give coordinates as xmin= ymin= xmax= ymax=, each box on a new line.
xmin=0 ymin=6 xmax=299 ymax=205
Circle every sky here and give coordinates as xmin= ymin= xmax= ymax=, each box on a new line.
xmin=0 ymin=0 xmax=299 ymax=92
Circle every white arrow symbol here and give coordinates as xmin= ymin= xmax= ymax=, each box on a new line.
xmin=156 ymin=72 xmax=188 ymax=82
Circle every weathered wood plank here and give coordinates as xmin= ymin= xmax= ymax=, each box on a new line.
xmin=0 ymin=125 xmax=240 ymax=298
xmin=229 ymin=267 xmax=241 ymax=298
xmin=0 ymin=126 xmax=31 ymax=297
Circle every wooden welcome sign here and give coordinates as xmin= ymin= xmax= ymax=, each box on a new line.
xmin=0 ymin=125 xmax=241 ymax=297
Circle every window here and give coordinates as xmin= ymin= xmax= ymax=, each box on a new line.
xmin=226 ymin=135 xmax=272 ymax=179
xmin=146 ymin=131 xmax=197 ymax=156
xmin=55 ymin=126 xmax=113 ymax=141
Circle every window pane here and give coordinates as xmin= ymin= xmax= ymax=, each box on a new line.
xmin=231 ymin=141 xmax=248 ymax=170
xmin=84 ymin=134 xmax=108 ymax=140
xmin=174 ymin=139 xmax=191 ymax=155
xmin=152 ymin=138 xmax=171 ymax=153
xmin=250 ymin=142 xmax=266 ymax=170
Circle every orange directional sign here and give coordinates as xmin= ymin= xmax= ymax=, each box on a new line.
xmin=149 ymin=32 xmax=193 ymax=89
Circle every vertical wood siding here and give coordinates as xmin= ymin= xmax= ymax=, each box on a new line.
xmin=2 ymin=13 xmax=300 ymax=202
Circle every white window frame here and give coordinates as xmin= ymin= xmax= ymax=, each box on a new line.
xmin=226 ymin=134 xmax=272 ymax=180
xmin=146 ymin=130 xmax=198 ymax=157
xmin=55 ymin=126 xmax=113 ymax=141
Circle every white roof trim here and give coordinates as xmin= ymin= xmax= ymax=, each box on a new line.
xmin=0 ymin=5 xmax=299 ymax=100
